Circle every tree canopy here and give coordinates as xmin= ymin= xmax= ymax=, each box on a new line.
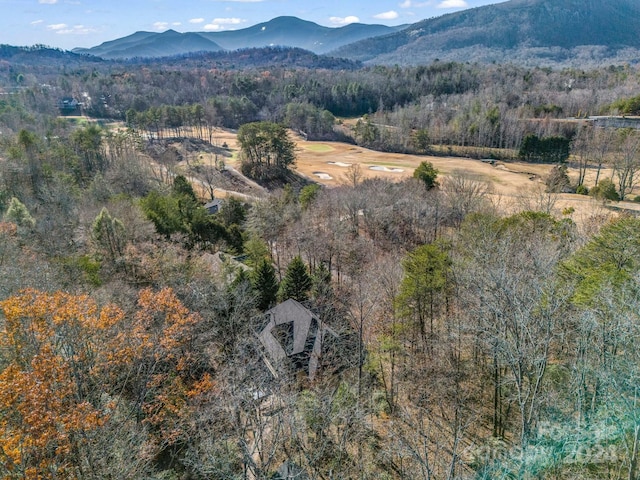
xmin=278 ymin=256 xmax=312 ymax=302
xmin=237 ymin=121 xmax=296 ymax=181
xmin=518 ymin=134 xmax=570 ymax=163
xmin=413 ymin=161 xmax=439 ymax=189
xmin=252 ymin=258 xmax=279 ymax=311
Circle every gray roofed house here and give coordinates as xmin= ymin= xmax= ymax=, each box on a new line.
xmin=204 ymin=198 xmax=223 ymax=214
xmin=58 ymin=97 xmax=80 ymax=115
xmin=258 ymin=299 xmax=335 ymax=380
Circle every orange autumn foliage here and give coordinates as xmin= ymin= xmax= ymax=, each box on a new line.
xmin=0 ymin=288 xmax=217 ymax=477
xmin=0 ymin=223 xmax=17 ymax=237
xmin=0 ymin=290 xmax=123 ymax=478
xmin=109 ymin=288 xmax=215 ymax=446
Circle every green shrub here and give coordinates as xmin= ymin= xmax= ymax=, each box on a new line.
xmin=575 ymin=184 xmax=589 ymax=195
xmin=589 ymin=178 xmax=619 ymax=201
xmin=77 ymin=255 xmax=103 ymax=286
xmin=413 ymin=161 xmax=439 ymax=189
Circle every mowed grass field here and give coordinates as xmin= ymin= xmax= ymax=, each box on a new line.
xmin=215 ymin=129 xmax=542 ymax=192
xmin=183 ymin=127 xmax=640 ymax=220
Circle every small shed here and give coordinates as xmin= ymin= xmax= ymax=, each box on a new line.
xmin=204 ymin=198 xmax=223 ymax=215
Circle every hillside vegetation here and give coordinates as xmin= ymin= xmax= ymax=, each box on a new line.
xmin=1 ymin=40 xmax=640 ymax=479
xmin=332 ymin=0 xmax=640 ymax=66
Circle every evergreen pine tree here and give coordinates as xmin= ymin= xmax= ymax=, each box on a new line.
xmin=92 ymin=207 xmax=126 ymax=262
xmin=252 ymin=258 xmax=279 ymax=311
xmin=311 ymin=263 xmax=333 ymax=301
xmin=278 ymin=256 xmax=312 ymax=302
xmin=172 ymin=174 xmax=197 ymax=201
xmin=4 ymin=197 xmax=35 ymax=230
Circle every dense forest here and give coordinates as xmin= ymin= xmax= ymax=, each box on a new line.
xmin=1 ymin=51 xmax=640 ymax=479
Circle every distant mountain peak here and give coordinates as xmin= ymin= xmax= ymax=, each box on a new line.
xmin=73 ymin=16 xmax=405 ymax=59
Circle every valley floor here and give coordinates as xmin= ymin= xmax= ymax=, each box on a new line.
xmin=200 ymin=128 xmax=639 ymax=223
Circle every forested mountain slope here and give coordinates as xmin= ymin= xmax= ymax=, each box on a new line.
xmin=332 ymin=0 xmax=640 ymax=66
xmin=0 ymin=44 xmax=104 ymax=67
xmin=74 ymin=30 xmax=224 ymax=59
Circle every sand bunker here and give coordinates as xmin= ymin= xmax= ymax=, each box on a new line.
xmin=314 ymin=172 xmax=333 ymax=180
xmin=369 ymin=166 xmax=405 ymax=173
xmin=328 ymin=161 xmax=352 ymax=167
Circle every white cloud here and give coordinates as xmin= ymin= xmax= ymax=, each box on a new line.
xmin=204 ymin=17 xmax=245 ymax=31
xmin=437 ymin=0 xmax=468 ymax=8
xmin=172 ymin=22 xmax=182 ymax=26
xmin=31 ymin=20 xmax=44 ymax=25
xmin=400 ymin=0 xmax=432 ymax=7
xmin=374 ymin=10 xmax=399 ymax=20
xmin=49 ymin=24 xmax=97 ymax=35
xmin=329 ymin=16 xmax=360 ymax=26
xmin=153 ymin=21 xmax=169 ymax=30
xmin=189 ymin=18 xmax=205 ymax=24
xmin=39 ymin=0 xmax=58 ymax=4
xmin=211 ymin=17 xmax=243 ymax=24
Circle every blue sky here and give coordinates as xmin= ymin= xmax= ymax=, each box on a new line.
xmin=1 ymin=0 xmax=506 ymax=50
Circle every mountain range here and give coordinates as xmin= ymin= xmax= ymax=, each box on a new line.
xmin=72 ymin=17 xmax=404 ymax=60
xmin=68 ymin=0 xmax=640 ymax=67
